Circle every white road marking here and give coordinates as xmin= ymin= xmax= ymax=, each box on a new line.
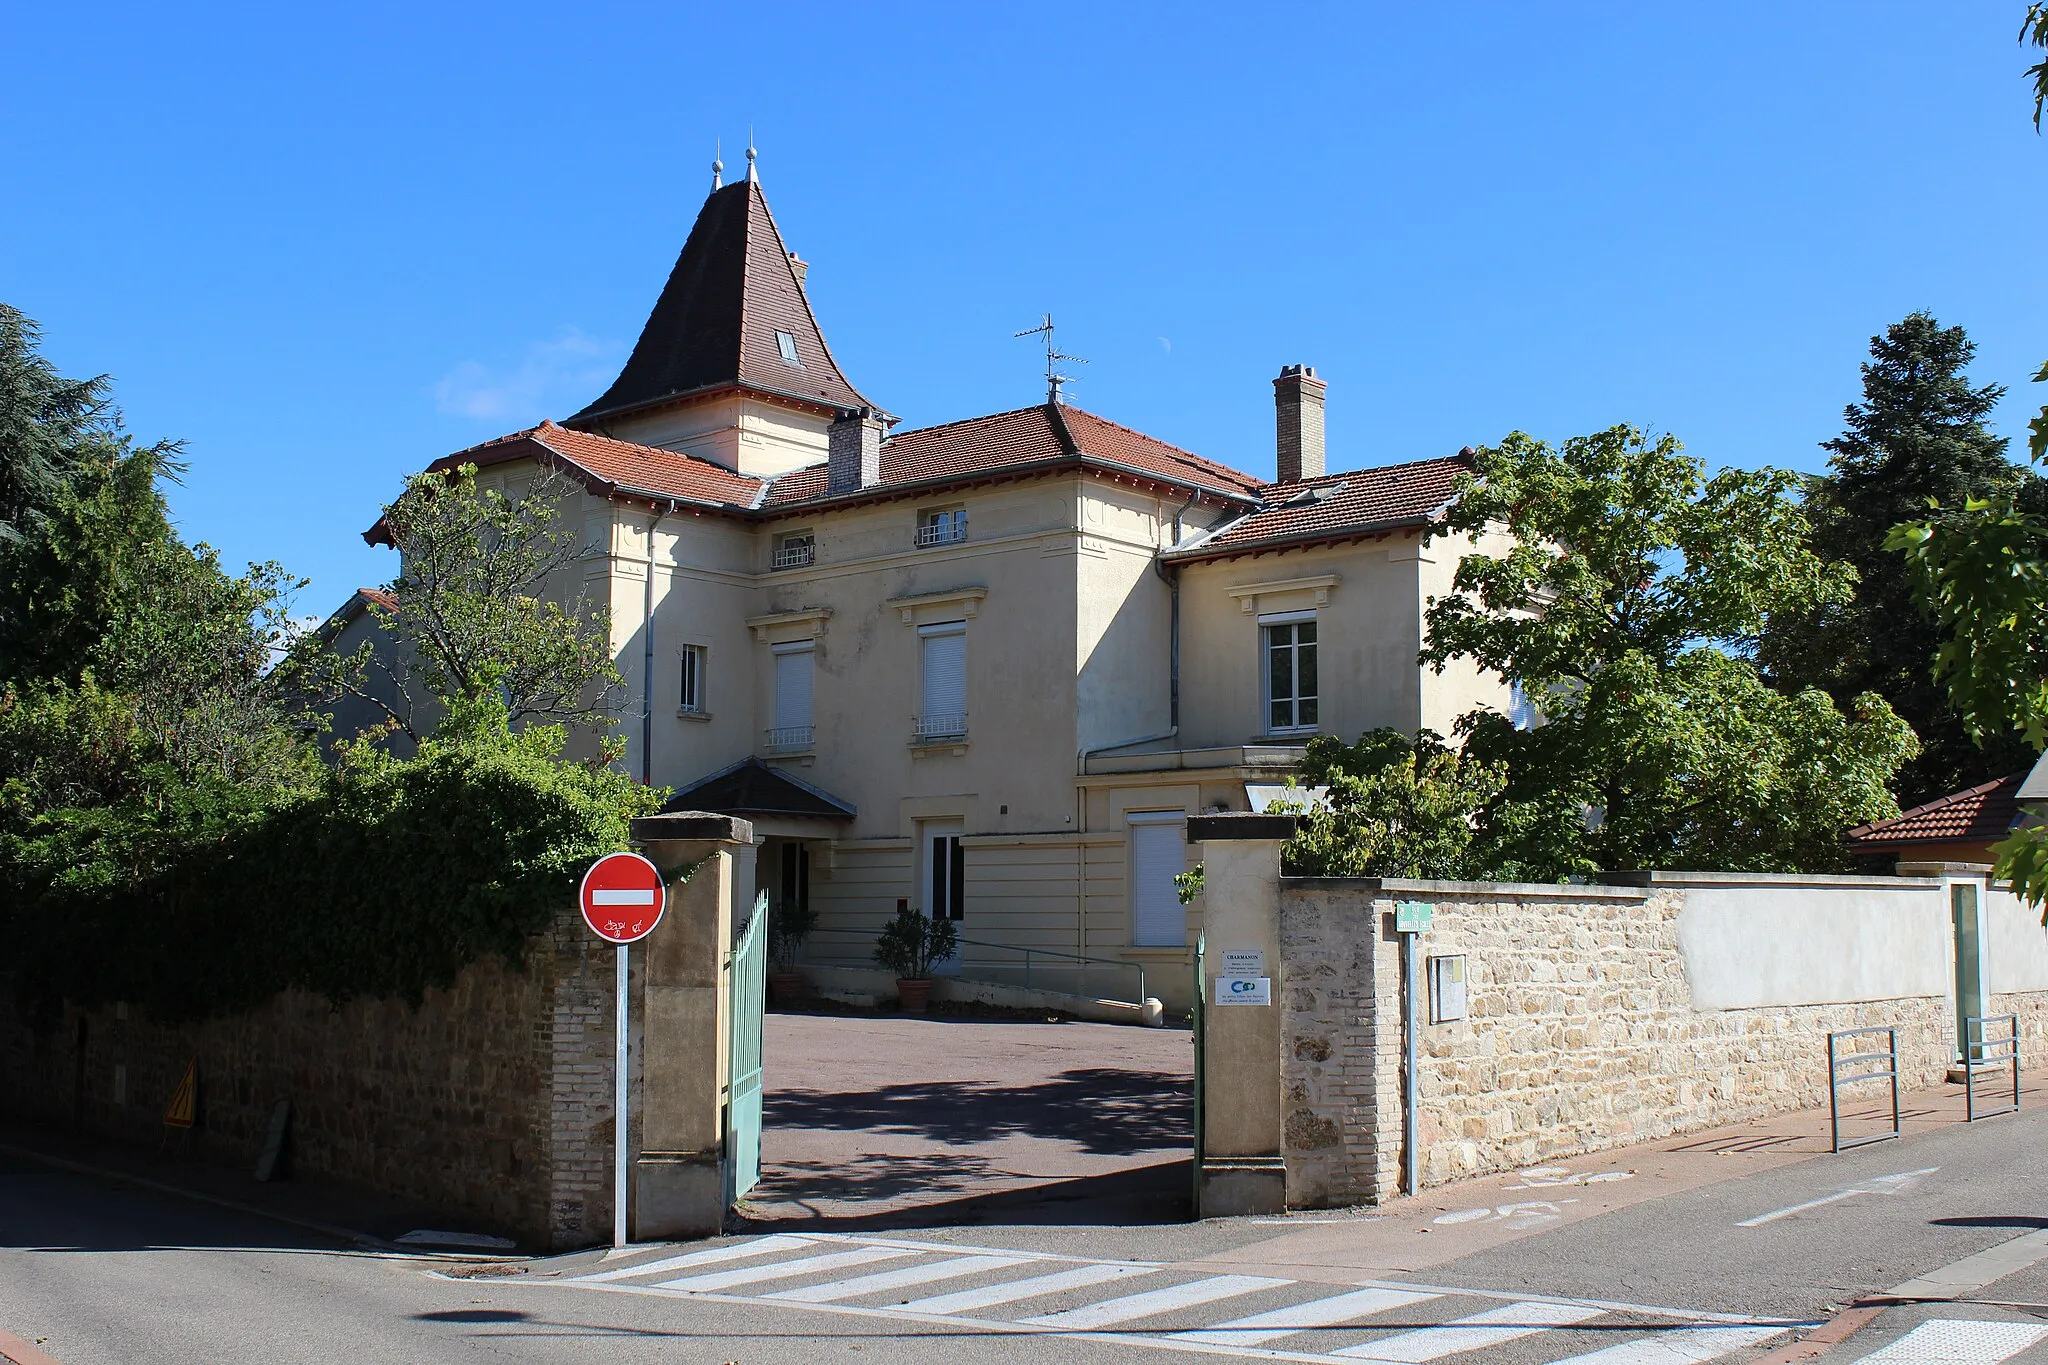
xmin=1168 ymin=1286 xmax=1441 ymax=1347
xmin=570 ymin=1234 xmax=816 ymax=1282
xmin=1849 ymin=1317 xmax=2048 ymax=1363
xmin=765 ymin=1253 xmax=1033 ymax=1303
xmin=895 ymin=1261 xmax=1155 ymax=1314
xmin=1889 ymin=1227 xmax=2048 ymax=1301
xmin=655 ymin=1245 xmax=915 ymax=1292
xmin=1333 ymin=1299 xmax=1605 ymax=1361
xmin=1545 ymin=1324 xmax=1787 ymax=1363
xmin=1737 ymin=1168 xmax=1938 ymax=1227
xmin=1019 ymin=1274 xmax=1290 ymax=1330
xmin=590 ymin=889 xmax=655 ymax=905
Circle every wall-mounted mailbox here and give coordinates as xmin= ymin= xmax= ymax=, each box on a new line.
xmin=1429 ymin=954 xmax=1467 ymax=1024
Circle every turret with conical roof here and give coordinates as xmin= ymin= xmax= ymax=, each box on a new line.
xmin=567 ymin=166 xmax=882 ymax=477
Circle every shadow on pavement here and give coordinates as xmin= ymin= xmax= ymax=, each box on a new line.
xmin=764 ymin=1066 xmax=1191 ymax=1156
xmin=739 ymin=1158 xmax=1192 ymax=1231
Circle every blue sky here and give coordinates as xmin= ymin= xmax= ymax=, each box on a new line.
xmin=4 ymin=3 xmax=2044 ymax=609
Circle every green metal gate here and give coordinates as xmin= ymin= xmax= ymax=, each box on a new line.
xmin=726 ymin=891 xmax=768 ymax=1205
xmin=1191 ymin=932 xmax=1205 ymax=1213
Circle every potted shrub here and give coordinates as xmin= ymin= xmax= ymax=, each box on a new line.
xmin=873 ymin=907 xmax=957 ymax=1014
xmin=767 ymin=896 xmax=817 ymax=1003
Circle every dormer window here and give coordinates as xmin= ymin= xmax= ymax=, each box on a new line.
xmin=774 ymin=330 xmax=802 ymax=366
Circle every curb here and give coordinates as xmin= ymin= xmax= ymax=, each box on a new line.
xmin=0 ymin=1140 xmax=514 ymax=1262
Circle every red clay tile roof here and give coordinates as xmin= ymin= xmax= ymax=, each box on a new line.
xmin=1164 ymin=454 xmax=1474 ymax=561
xmin=568 ymin=180 xmax=875 ymax=424
xmin=761 ymin=404 xmax=1262 ymax=508
xmin=1844 ymin=772 xmax=2029 ymax=848
xmin=443 ymin=421 xmax=765 ymax=506
xmin=358 ymin=586 xmax=398 ymax=611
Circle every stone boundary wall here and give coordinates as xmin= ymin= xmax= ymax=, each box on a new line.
xmin=1279 ymin=875 xmax=2048 ymax=1209
xmin=0 ymin=904 xmax=619 ymax=1249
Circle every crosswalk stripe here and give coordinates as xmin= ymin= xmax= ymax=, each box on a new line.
xmin=569 ymin=1235 xmax=816 ymax=1283
xmin=1334 ymin=1299 xmax=1605 ymax=1361
xmin=1545 ymin=1324 xmax=1787 ymax=1363
xmin=896 ymin=1262 xmax=1156 ymax=1315
xmin=1168 ymin=1286 xmax=1443 ymax=1348
xmin=1019 ymin=1274 xmax=1291 ymax=1331
xmin=1849 ymin=1318 xmax=2048 ymax=1363
xmin=765 ymin=1254 xmax=1035 ymax=1304
xmin=655 ymin=1246 xmax=916 ymax=1293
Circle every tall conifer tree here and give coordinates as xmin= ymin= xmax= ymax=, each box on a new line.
xmin=1761 ymin=312 xmax=2036 ymax=805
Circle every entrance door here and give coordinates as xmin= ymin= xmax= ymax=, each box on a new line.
xmin=1953 ymin=881 xmax=1987 ymax=1063
xmin=921 ymin=821 xmax=964 ymax=975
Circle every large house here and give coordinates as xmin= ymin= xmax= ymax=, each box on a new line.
xmin=342 ymin=157 xmax=1508 ymax=1007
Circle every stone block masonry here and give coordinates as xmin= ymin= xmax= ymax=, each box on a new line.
xmin=1277 ymin=873 xmax=2048 ymax=1209
xmin=0 ymin=903 xmax=621 ymax=1250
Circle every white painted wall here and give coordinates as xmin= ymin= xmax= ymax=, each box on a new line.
xmin=1667 ymin=874 xmax=1952 ymax=1009
xmin=1988 ymin=888 xmax=2048 ymax=993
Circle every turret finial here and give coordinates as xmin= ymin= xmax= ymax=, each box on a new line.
xmin=712 ymin=137 xmax=723 ymax=190
xmin=746 ymin=130 xmax=758 ymax=183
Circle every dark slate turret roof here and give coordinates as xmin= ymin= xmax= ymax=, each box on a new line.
xmin=663 ymin=757 xmax=855 ymax=821
xmin=569 ymin=179 xmax=875 ymax=426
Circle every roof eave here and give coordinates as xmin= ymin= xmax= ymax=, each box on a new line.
xmin=1161 ymin=515 xmax=1436 ymax=564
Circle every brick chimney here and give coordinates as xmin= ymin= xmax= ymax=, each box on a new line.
xmin=1274 ymin=365 xmax=1326 ymax=483
xmin=828 ymin=407 xmax=884 ymax=492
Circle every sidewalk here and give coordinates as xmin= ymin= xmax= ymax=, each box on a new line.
xmin=0 ymin=1115 xmax=507 ymax=1255
xmin=1191 ymin=1068 xmax=2046 ymax=1285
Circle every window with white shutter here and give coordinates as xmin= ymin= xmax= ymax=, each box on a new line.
xmin=916 ymin=622 xmax=967 ymax=740
xmin=768 ymin=643 xmax=813 ymax=751
xmin=1129 ymin=813 xmax=1188 ymax=947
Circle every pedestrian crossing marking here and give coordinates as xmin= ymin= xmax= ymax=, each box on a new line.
xmin=765 ymin=1253 xmax=1034 ymax=1303
xmin=895 ymin=1261 xmax=1156 ymax=1315
xmin=1850 ymin=1317 xmax=2048 ymax=1363
xmin=653 ymin=1244 xmax=913 ymax=1293
xmin=1169 ymin=1286 xmax=1442 ymax=1347
xmin=1546 ymin=1324 xmax=1787 ymax=1363
xmin=549 ymin=1232 xmax=1805 ymax=1364
xmin=1332 ymin=1299 xmax=1604 ymax=1360
xmin=1018 ymin=1273 xmax=1292 ymax=1330
xmin=572 ymin=1233 xmax=817 ymax=1283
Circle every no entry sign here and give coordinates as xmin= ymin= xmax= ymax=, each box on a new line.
xmin=580 ymin=851 xmax=666 ymax=944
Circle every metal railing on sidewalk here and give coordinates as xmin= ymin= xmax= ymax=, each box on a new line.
xmin=800 ymin=926 xmax=1148 ymax=1006
xmin=1963 ymin=1014 xmax=2021 ymax=1122
xmin=1827 ymin=1025 xmax=1900 ymax=1153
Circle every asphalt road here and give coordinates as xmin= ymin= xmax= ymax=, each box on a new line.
xmin=6 ymin=1105 xmax=2048 ymax=1363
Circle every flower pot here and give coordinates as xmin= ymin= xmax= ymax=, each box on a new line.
xmin=768 ymin=970 xmax=807 ymax=1003
xmin=896 ymin=978 xmax=934 ymax=1014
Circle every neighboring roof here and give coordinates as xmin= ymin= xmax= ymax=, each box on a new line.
xmin=1845 ymin=772 xmax=2030 ymax=849
xmin=568 ymin=179 xmax=875 ymax=426
xmin=662 ymin=757 xmax=855 ymax=820
xmin=319 ymin=586 xmax=398 ymax=632
xmin=761 ymin=403 xmax=1263 ymax=509
xmin=1164 ymin=454 xmax=1475 ymax=562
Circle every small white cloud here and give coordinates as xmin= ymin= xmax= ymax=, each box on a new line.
xmin=434 ymin=328 xmax=623 ymax=422
xmin=1157 ymin=336 xmax=1172 ymax=353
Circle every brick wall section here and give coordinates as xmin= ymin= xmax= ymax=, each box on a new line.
xmin=1279 ymin=880 xmax=2048 ymax=1208
xmin=0 ymin=903 xmax=619 ymax=1249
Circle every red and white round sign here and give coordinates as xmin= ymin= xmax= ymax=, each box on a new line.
xmin=580 ymin=851 xmax=666 ymax=944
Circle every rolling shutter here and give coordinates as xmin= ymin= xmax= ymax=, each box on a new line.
xmin=1130 ymin=815 xmax=1188 ymax=947
xmin=773 ymin=646 xmax=813 ymax=729
xmin=919 ymin=624 xmax=966 ymax=721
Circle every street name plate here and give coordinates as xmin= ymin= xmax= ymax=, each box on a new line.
xmin=1395 ymin=900 xmax=1434 ymax=933
xmin=1214 ymin=975 xmax=1271 ymax=1006
xmin=1220 ymin=949 xmax=1265 ymax=975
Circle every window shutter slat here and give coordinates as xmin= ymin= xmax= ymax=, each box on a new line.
xmin=921 ymin=631 xmax=966 ymax=718
xmin=1130 ymin=821 xmax=1187 ymax=947
xmin=775 ymin=650 xmax=813 ymax=729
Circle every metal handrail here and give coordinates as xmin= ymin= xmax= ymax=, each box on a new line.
xmin=913 ymin=712 xmax=968 ymax=741
xmin=802 ymin=927 xmax=1147 ymax=1005
xmin=764 ymin=725 xmax=814 ymax=752
xmin=1827 ymin=1025 xmax=1900 ymax=1153
xmin=1964 ymin=1014 xmax=2021 ymax=1122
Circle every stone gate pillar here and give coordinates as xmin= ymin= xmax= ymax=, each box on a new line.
xmin=628 ymin=811 xmax=757 ymax=1240
xmin=1189 ymin=813 xmax=1296 ymax=1216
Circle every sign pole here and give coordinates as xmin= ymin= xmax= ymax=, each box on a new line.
xmin=614 ymin=941 xmax=629 ymax=1249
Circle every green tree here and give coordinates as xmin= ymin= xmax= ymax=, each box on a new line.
xmin=297 ymin=463 xmax=624 ymax=752
xmin=1424 ymin=426 xmax=1918 ymax=876
xmin=1279 ymin=729 xmax=1508 ymax=880
xmin=1760 ymin=313 xmax=2035 ymax=805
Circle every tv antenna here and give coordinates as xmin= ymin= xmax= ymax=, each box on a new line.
xmin=1014 ymin=314 xmax=1087 ymax=405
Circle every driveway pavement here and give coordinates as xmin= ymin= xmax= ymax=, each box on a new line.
xmin=742 ymin=1012 xmax=1194 ymax=1227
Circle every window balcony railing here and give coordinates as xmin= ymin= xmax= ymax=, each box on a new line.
xmin=914 ymin=520 xmax=967 ymax=548
xmin=772 ymin=540 xmax=815 ymax=570
xmin=764 ymin=725 xmax=815 ymax=753
xmin=912 ymin=712 xmax=968 ymax=742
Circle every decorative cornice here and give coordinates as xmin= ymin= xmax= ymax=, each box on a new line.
xmin=1225 ymin=574 xmax=1339 ymax=614
xmin=745 ymin=607 xmax=831 ymax=642
xmin=888 ymin=586 xmax=989 ymax=624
